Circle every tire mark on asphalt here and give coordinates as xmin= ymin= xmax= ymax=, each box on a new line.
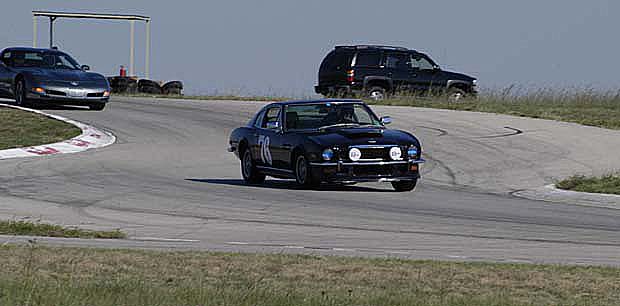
xmin=477 ymin=126 xmax=524 ymax=139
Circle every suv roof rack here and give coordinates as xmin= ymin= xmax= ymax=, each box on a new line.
xmin=335 ymin=45 xmax=412 ymax=51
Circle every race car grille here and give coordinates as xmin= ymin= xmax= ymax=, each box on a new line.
xmin=349 ymin=146 xmax=402 ymax=161
xmin=87 ymin=92 xmax=105 ymax=97
xmin=359 ymin=148 xmax=387 ymax=160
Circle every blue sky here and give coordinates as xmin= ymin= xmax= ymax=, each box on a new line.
xmin=1 ymin=1 xmax=618 ymax=96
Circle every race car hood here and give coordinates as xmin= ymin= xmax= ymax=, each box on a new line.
xmin=21 ymin=67 xmax=107 ymax=83
xmin=307 ymin=128 xmax=420 ymax=147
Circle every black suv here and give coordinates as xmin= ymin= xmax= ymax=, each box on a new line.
xmin=315 ymin=45 xmax=477 ymax=100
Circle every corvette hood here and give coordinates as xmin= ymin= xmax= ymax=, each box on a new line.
xmin=22 ymin=68 xmax=106 ymax=83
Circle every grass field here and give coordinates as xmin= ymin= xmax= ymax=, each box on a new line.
xmin=0 ymin=220 xmax=126 ymax=239
xmin=0 ymin=106 xmax=81 ymax=150
xmin=557 ymin=173 xmax=620 ymax=195
xmin=1 ymin=245 xmax=619 ymax=306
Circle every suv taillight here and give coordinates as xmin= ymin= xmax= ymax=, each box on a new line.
xmin=346 ymin=70 xmax=354 ymax=83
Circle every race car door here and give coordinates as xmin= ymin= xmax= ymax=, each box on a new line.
xmin=255 ymin=106 xmax=288 ymax=171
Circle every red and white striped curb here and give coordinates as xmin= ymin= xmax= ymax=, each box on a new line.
xmin=0 ymin=103 xmax=116 ymax=160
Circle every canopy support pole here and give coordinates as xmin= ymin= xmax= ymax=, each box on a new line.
xmin=145 ymin=20 xmax=151 ymax=79
xmin=32 ymin=16 xmax=38 ymax=47
xmin=129 ymin=20 xmax=135 ymax=77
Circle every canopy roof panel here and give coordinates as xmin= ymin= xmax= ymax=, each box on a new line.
xmin=33 ymin=11 xmax=150 ymax=22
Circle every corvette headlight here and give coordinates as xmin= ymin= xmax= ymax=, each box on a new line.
xmin=322 ymin=148 xmax=334 ymax=161
xmin=407 ymin=146 xmax=419 ymax=159
xmin=389 ymin=147 xmax=402 ymax=160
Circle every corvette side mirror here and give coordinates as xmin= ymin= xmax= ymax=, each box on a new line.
xmin=381 ymin=116 xmax=392 ymax=125
xmin=81 ymin=65 xmax=90 ymax=71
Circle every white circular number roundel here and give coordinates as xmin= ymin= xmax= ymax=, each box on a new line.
xmin=389 ymin=147 xmax=402 ymax=160
xmin=349 ymin=148 xmax=362 ymax=161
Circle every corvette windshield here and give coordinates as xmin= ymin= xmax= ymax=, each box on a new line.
xmin=284 ymin=103 xmax=382 ymax=130
xmin=6 ymin=51 xmax=80 ymax=70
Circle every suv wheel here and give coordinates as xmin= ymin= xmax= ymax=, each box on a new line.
xmin=447 ymin=88 xmax=466 ymax=102
xmin=367 ymin=86 xmax=387 ymax=101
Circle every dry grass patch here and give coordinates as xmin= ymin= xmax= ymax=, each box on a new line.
xmin=0 ymin=220 xmax=126 ymax=239
xmin=0 ymin=106 xmax=80 ymax=150
xmin=0 ymin=245 xmax=619 ymax=305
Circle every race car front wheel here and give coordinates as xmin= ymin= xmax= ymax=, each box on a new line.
xmin=295 ymin=154 xmax=319 ymax=188
xmin=241 ymin=149 xmax=265 ymax=184
xmin=391 ymin=179 xmax=417 ymax=192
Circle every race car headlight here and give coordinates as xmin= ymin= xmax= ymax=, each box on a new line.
xmin=472 ymin=79 xmax=478 ymax=87
xmin=348 ymin=148 xmax=361 ymax=161
xmin=407 ymin=146 xmax=419 ymax=159
xmin=322 ymin=148 xmax=334 ymax=161
xmin=103 ymin=90 xmax=110 ymax=97
xmin=389 ymin=147 xmax=402 ymax=160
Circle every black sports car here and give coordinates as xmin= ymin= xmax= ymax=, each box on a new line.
xmin=228 ymin=99 xmax=424 ymax=191
xmin=0 ymin=47 xmax=110 ymax=110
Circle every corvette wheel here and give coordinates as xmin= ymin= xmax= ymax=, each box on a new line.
xmin=241 ymin=149 xmax=265 ymax=184
xmin=391 ymin=179 xmax=418 ymax=192
xmin=89 ymin=102 xmax=106 ymax=111
xmin=295 ymin=154 xmax=319 ymax=188
xmin=14 ymin=80 xmax=28 ymax=106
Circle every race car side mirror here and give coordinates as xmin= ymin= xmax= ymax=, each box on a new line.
xmin=381 ymin=116 xmax=392 ymax=125
xmin=266 ymin=121 xmax=280 ymax=130
xmin=81 ymin=65 xmax=90 ymax=71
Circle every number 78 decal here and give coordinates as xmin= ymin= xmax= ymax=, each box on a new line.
xmin=258 ymin=135 xmax=272 ymax=165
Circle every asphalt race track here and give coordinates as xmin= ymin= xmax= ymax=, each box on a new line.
xmin=2 ymin=97 xmax=620 ymax=266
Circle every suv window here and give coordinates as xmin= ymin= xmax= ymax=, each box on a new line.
xmin=411 ymin=54 xmax=435 ymax=70
xmin=321 ymin=51 xmax=350 ymax=71
xmin=354 ymin=51 xmax=381 ymax=67
xmin=385 ymin=53 xmax=411 ymax=70
xmin=261 ymin=107 xmax=281 ymax=129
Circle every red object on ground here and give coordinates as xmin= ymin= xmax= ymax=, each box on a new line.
xmin=119 ymin=65 xmax=127 ymax=77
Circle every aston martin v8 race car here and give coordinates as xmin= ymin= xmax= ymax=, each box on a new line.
xmin=228 ymin=99 xmax=424 ymax=191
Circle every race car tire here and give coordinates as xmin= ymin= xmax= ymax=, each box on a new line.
xmin=294 ymin=154 xmax=320 ymax=188
xmin=241 ymin=149 xmax=265 ymax=184
xmin=89 ymin=102 xmax=106 ymax=111
xmin=391 ymin=179 xmax=417 ymax=192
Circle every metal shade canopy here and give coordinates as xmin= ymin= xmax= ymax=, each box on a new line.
xmin=32 ymin=10 xmax=152 ymax=78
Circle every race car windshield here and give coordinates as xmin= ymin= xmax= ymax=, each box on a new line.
xmin=284 ymin=103 xmax=382 ymax=131
xmin=7 ymin=51 xmax=81 ymax=70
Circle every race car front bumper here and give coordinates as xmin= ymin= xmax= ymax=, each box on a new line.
xmin=309 ymin=159 xmax=425 ymax=183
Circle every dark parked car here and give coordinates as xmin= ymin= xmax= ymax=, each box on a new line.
xmin=228 ymin=99 xmax=425 ymax=191
xmin=315 ymin=45 xmax=477 ymax=101
xmin=0 ymin=47 xmax=110 ymax=110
